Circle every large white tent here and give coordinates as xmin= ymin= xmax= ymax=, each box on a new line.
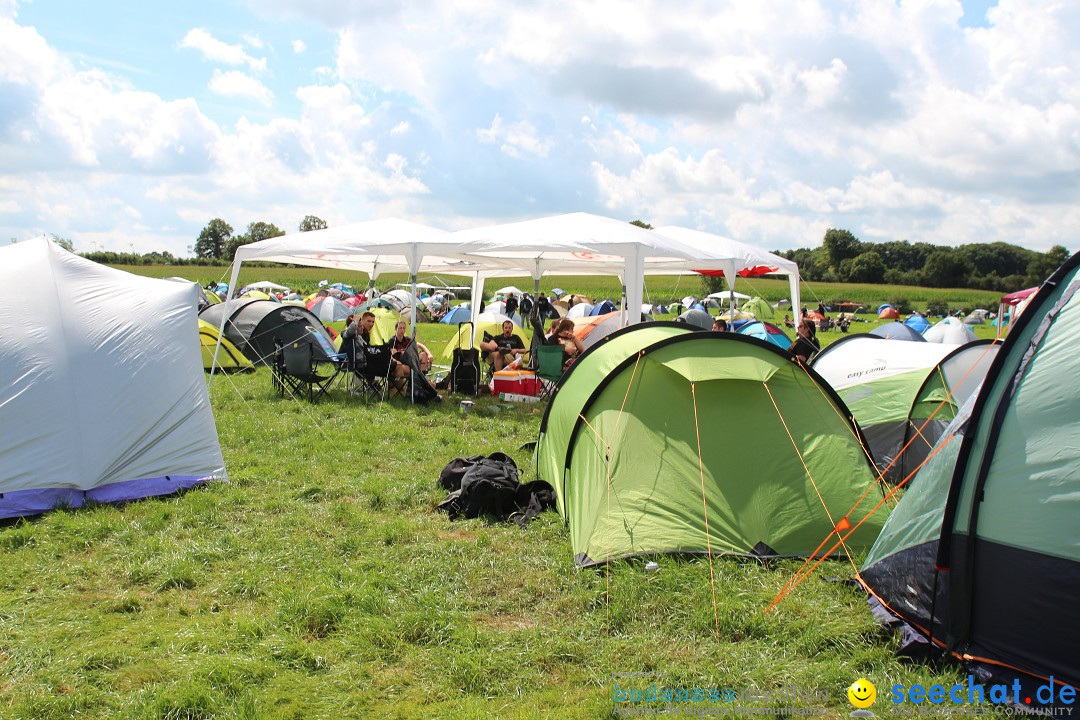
xmin=220 ymin=218 xmax=481 ymax=363
xmin=0 ymin=238 xmax=226 ymax=519
xmin=652 ymin=226 xmax=801 ymax=314
xmin=223 ymin=214 xmax=801 ymax=340
xmin=449 ymin=212 xmax=709 ymax=326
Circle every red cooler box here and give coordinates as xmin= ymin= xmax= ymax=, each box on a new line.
xmin=518 ymin=370 xmax=539 ymax=396
xmin=492 ymin=370 xmax=540 ymax=396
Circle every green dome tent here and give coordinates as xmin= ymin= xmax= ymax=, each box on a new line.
xmin=859 ymin=250 xmax=1080 ymax=698
xmin=539 ymin=328 xmax=886 ymax=566
xmin=812 ymin=335 xmax=999 ymax=484
xmin=537 ymin=322 xmax=696 ymax=497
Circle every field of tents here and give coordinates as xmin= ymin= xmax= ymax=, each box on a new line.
xmin=1 ymin=239 xmax=1075 ymax=718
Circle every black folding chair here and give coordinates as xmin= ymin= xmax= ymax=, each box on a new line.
xmin=274 ymin=339 xmax=342 ymax=403
xmin=351 ymin=342 xmax=394 ymax=402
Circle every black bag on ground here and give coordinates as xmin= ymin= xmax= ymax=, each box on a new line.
xmin=449 ymin=321 xmax=481 ymax=395
xmin=438 ymin=452 xmax=516 ymax=491
xmin=436 ymin=453 xmax=555 ymax=526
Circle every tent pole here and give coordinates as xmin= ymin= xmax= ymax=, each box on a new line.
xmin=210 ymin=258 xmax=245 ymax=388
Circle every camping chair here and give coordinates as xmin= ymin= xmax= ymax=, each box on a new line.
xmin=535 ymin=344 xmax=566 ymax=400
xmin=274 ymin=339 xmax=342 ymax=403
xmin=351 ymin=342 xmax=394 ymax=402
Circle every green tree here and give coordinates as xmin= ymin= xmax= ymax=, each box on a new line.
xmin=299 ymin=215 xmax=328 ymax=232
xmin=958 ymin=242 xmax=1033 ymax=279
xmin=226 ymin=221 xmax=285 ymax=259
xmin=629 ymin=219 xmax=653 ymax=229
xmin=195 ymin=219 xmax=233 ymax=260
xmin=822 ymin=228 xmax=862 ymax=270
xmin=48 ymin=233 xmax=74 ymax=252
xmin=847 ymin=250 xmax=886 ymax=283
xmin=1026 ymin=245 xmax=1070 ymax=286
xmin=921 ymin=250 xmax=972 ymax=288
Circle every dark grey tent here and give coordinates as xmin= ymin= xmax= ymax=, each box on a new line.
xmin=859 ymin=250 xmax=1080 ymax=704
xmin=199 ymin=299 xmax=336 ymax=366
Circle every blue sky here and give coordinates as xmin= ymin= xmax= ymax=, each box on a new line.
xmin=2 ymin=0 xmax=1078 ymax=257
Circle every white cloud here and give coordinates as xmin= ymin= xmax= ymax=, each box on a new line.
xmin=179 ymin=28 xmax=267 ymax=72
xmin=476 ymin=114 xmax=553 ymax=159
xmin=4 ymin=1 xmax=1080 ymax=256
xmin=208 ymin=70 xmax=274 ymax=106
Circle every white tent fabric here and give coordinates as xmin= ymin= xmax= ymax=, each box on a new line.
xmin=924 ymin=317 xmax=979 ymax=344
xmin=230 ymin=218 xmax=467 ymax=277
xmin=222 ymin=218 xmax=473 ymax=359
xmin=653 ymin=226 xmax=801 ymax=314
xmin=242 ymin=280 xmax=290 ymax=291
xmin=571 ymin=312 xmax=625 ymax=350
xmin=494 ymin=285 xmax=526 ymax=297
xmin=707 ymin=290 xmax=751 ymax=302
xmin=566 ymin=303 xmax=595 ymax=318
xmin=0 ymin=238 xmax=226 ymax=519
xmin=384 ymin=288 xmax=419 ymax=308
xmin=449 ymin=212 xmax=709 ymax=326
xmin=813 ymin=337 xmax=964 ymax=392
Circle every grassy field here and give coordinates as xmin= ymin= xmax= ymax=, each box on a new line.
xmin=0 ymin=279 xmax=1006 ymax=719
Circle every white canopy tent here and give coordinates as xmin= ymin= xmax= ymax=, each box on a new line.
xmin=217 ymin=218 xmax=492 ymax=377
xmin=707 ymin=290 xmax=752 ymax=303
xmin=449 ymin=212 xmax=709 ymax=327
xmin=242 ymin=280 xmax=291 ymax=292
xmin=652 ymin=226 xmax=801 ymax=314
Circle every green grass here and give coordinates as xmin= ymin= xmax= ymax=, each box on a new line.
xmin=0 ymin=301 xmax=1005 ymax=718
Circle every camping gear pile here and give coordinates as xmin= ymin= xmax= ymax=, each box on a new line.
xmin=436 ymin=452 xmax=555 ymax=526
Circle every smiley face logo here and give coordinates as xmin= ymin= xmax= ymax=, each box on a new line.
xmin=848 ymin=678 xmax=876 ymax=713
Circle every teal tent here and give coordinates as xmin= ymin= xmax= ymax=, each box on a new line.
xmin=859 ymin=251 xmax=1080 ymax=698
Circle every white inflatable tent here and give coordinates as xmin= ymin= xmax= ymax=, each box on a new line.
xmin=0 ymin=238 xmax=226 ymax=519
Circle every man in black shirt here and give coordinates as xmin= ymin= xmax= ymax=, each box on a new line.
xmin=480 ymin=320 xmax=526 ymax=371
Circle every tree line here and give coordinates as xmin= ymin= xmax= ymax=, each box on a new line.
xmin=192 ymin=215 xmax=327 ymax=260
xmin=779 ymin=229 xmax=1070 ymax=291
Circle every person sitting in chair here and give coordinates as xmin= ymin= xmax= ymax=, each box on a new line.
xmin=390 ymin=320 xmax=433 ymax=372
xmin=388 ymin=320 xmax=434 ymax=394
xmin=480 ymin=320 xmax=526 ymax=372
xmin=343 ymin=311 xmax=376 ymax=347
xmin=545 ymin=317 xmax=584 ymax=369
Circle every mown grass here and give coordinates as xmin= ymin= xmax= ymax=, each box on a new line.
xmin=0 ymin=310 xmax=1003 ymax=719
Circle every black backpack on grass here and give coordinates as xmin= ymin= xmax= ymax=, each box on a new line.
xmin=436 ymin=452 xmax=555 ymax=526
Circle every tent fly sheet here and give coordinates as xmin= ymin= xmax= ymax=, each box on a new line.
xmin=0 ymin=238 xmax=226 ymax=519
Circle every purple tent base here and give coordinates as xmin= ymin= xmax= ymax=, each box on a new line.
xmin=0 ymin=474 xmax=219 ymax=520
